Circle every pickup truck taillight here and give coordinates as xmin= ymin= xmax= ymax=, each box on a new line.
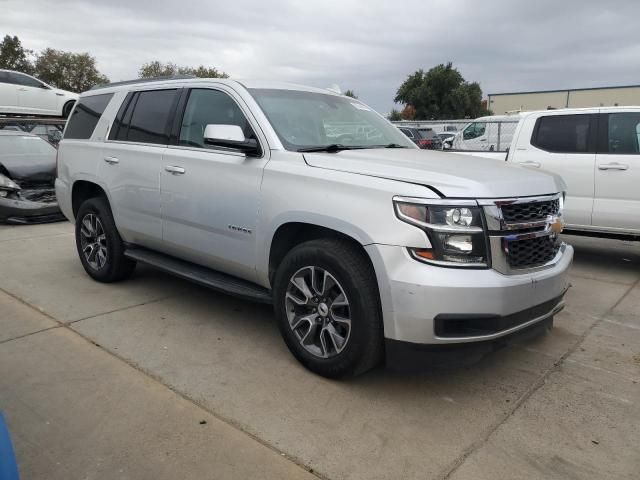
xmin=417 ymin=139 xmax=432 ymax=148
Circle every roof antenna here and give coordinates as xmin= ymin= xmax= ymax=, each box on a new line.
xmin=326 ymin=84 xmax=342 ymax=94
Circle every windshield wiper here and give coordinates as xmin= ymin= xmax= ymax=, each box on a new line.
xmin=297 ymin=144 xmax=369 ymax=153
xmin=382 ymin=143 xmax=409 ymax=148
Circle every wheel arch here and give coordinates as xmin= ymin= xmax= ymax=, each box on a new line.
xmin=71 ymin=180 xmax=108 ymax=219
xmin=62 ymin=99 xmax=76 ymax=118
xmin=267 ymin=221 xmax=376 ymax=287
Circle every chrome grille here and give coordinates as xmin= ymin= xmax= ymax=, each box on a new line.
xmin=501 ymin=199 xmax=560 ymax=223
xmin=506 ymin=235 xmax=560 ymax=269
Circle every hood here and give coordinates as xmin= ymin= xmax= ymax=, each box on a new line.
xmin=303 ymin=148 xmax=565 ymax=198
xmin=0 ymin=152 xmax=57 ymax=184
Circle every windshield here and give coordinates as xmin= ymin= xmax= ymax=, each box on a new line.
xmin=248 ymin=88 xmax=415 ymax=151
xmin=0 ymin=135 xmax=55 ymax=156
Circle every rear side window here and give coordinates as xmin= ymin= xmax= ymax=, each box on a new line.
xmin=604 ymin=112 xmax=640 ymax=154
xmin=64 ymin=93 xmax=114 ymax=140
xmin=120 ymin=89 xmax=178 ymax=145
xmin=532 ymin=114 xmax=592 ymax=153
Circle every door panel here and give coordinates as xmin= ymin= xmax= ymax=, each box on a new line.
xmin=0 ymin=73 xmax=19 ymax=112
xmin=17 ymin=86 xmax=58 ymax=114
xmin=10 ymin=73 xmax=58 ymax=114
xmin=99 ymin=142 xmax=164 ymax=248
xmin=160 ymin=87 xmax=268 ymax=282
xmin=593 ymin=112 xmax=640 ymax=232
xmin=100 ymin=88 xmax=179 ymax=248
xmin=161 ymin=147 xmax=266 ymax=281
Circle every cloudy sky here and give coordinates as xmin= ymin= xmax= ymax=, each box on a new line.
xmin=2 ymin=0 xmax=639 ymax=112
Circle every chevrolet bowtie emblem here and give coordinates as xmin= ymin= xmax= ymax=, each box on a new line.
xmin=550 ymin=218 xmax=564 ymax=234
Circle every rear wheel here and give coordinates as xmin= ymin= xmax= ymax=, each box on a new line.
xmin=273 ymin=238 xmax=383 ymax=378
xmin=75 ymin=197 xmax=136 ymax=282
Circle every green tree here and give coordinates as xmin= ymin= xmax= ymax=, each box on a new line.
xmin=394 ymin=63 xmax=488 ymax=120
xmin=138 ymin=61 xmax=228 ymax=79
xmin=387 ymin=108 xmax=402 ymax=121
xmin=0 ymin=35 xmax=33 ymax=73
xmin=34 ymin=49 xmax=109 ymax=92
xmin=344 ymin=89 xmax=357 ymax=99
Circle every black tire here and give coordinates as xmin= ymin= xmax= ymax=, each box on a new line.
xmin=75 ymin=196 xmax=136 ymax=282
xmin=62 ymin=100 xmax=75 ymax=118
xmin=273 ymin=238 xmax=384 ymax=378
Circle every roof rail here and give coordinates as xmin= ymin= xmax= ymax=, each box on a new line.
xmin=90 ymin=74 xmax=197 ymax=91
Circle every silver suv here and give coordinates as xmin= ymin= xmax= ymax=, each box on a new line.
xmin=55 ymin=77 xmax=573 ymax=377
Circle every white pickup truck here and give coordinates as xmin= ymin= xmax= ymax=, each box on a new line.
xmin=505 ymin=107 xmax=640 ymax=238
xmin=55 ymin=77 xmax=573 ymax=377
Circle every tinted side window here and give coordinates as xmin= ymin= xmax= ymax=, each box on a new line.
xmin=533 ymin=114 xmax=592 ymax=153
xmin=179 ymin=89 xmax=253 ymax=149
xmin=126 ymin=89 xmax=177 ymax=145
xmin=606 ymin=113 xmax=640 ymax=154
xmin=0 ymin=71 xmax=13 ymax=84
xmin=9 ymin=72 xmax=44 ymax=88
xmin=64 ymin=93 xmax=114 ymax=140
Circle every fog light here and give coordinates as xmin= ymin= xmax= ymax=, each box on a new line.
xmin=444 ymin=234 xmax=473 ymax=252
xmin=446 ymin=207 xmax=473 ymax=227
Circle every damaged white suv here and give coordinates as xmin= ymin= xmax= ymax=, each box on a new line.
xmin=55 ymin=78 xmax=573 ymax=377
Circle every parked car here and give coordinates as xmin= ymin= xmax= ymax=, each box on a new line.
xmin=398 ymin=126 xmax=443 ymax=149
xmin=0 ymin=69 xmax=78 ymax=117
xmin=506 ymin=107 xmax=640 ymax=238
xmin=0 ymin=131 xmax=64 ymax=224
xmin=55 ymin=78 xmax=572 ymax=378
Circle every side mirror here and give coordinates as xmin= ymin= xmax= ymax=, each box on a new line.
xmin=203 ymin=124 xmax=261 ymax=156
xmin=39 ymin=83 xmax=50 ymax=89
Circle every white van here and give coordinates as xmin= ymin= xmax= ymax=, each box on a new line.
xmin=452 ymin=114 xmax=522 ymax=153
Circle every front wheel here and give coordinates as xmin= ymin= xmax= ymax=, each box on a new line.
xmin=75 ymin=197 xmax=136 ymax=282
xmin=273 ymin=239 xmax=383 ymax=378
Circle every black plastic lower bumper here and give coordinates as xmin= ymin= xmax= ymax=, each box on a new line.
xmin=385 ymin=313 xmax=557 ymax=373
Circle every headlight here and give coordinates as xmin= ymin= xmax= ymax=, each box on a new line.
xmin=394 ymin=198 xmax=489 ymax=267
xmin=0 ymin=174 xmax=20 ymax=197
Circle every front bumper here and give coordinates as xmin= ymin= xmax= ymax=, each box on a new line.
xmin=365 ymin=242 xmax=573 ymax=345
xmin=0 ymin=193 xmax=64 ymax=224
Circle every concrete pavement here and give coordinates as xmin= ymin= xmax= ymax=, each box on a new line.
xmin=0 ymin=222 xmax=638 ymax=479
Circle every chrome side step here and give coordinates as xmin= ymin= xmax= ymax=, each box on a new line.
xmin=124 ymin=247 xmax=272 ymax=304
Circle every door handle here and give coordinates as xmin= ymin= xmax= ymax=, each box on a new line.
xmin=165 ymin=165 xmax=185 ymax=175
xmin=518 ymin=161 xmax=541 ymax=168
xmin=103 ymin=156 xmax=119 ymax=164
xmin=598 ymin=162 xmax=629 ymax=171
xmin=18 ymin=88 xmax=27 ymax=91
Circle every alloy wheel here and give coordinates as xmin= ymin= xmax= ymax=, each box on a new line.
xmin=80 ymin=213 xmax=108 ymax=270
xmin=285 ymin=266 xmax=351 ymax=359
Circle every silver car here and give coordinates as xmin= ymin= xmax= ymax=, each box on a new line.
xmin=55 ymin=78 xmax=572 ymax=378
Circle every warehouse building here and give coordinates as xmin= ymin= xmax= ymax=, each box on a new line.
xmin=488 ymin=84 xmax=640 ymax=114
